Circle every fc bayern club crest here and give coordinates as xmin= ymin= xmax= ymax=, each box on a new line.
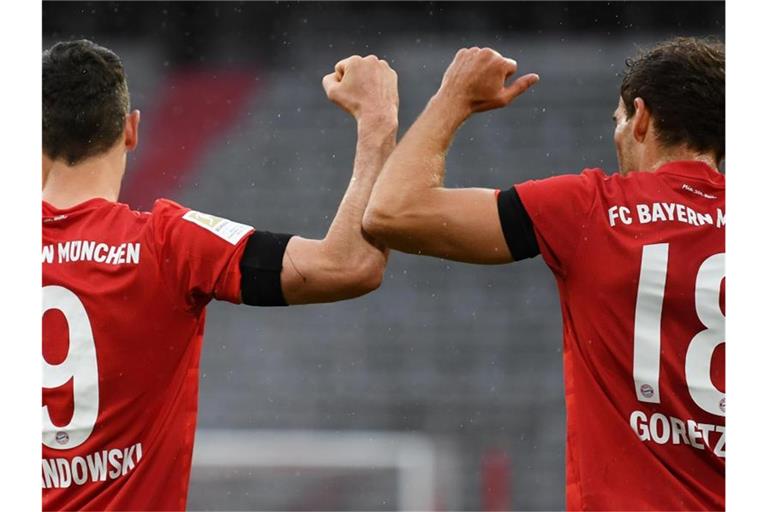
xmin=640 ymin=384 xmax=655 ymax=399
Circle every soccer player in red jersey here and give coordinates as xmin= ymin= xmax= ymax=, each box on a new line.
xmin=42 ymin=40 xmax=397 ymax=510
xmin=365 ymin=38 xmax=725 ymax=510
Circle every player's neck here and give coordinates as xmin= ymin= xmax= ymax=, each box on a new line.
xmin=42 ymin=149 xmax=126 ymax=209
xmin=643 ymin=147 xmax=719 ymax=173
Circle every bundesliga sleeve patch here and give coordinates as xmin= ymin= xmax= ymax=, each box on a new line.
xmin=182 ymin=210 xmax=253 ymax=245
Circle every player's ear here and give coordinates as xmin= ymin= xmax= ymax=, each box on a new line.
xmin=124 ymin=110 xmax=141 ymax=152
xmin=631 ymin=97 xmax=650 ymax=143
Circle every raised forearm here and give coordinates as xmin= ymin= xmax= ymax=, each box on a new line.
xmin=383 ymin=94 xmax=464 ymax=191
xmin=279 ymin=54 xmax=400 ymax=304
xmin=323 ymin=118 xmax=396 ymax=261
xmin=363 ymin=48 xmax=538 ymax=263
xmin=364 ymin=94 xmax=467 ymax=237
xmin=280 ymin=120 xmax=396 ymax=304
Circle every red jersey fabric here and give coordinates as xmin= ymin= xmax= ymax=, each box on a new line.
xmin=515 ymin=161 xmax=725 ymax=511
xmin=42 ymin=198 xmax=253 ymax=511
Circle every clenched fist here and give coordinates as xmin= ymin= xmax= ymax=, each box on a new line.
xmin=322 ymin=55 xmax=399 ymax=124
xmin=436 ymin=47 xmax=539 ymax=115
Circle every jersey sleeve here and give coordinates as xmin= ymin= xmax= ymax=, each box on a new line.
xmin=147 ymin=199 xmax=255 ymax=309
xmin=512 ymin=169 xmax=603 ymax=277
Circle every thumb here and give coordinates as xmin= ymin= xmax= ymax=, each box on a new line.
xmin=322 ymin=72 xmax=340 ymax=96
xmin=499 ymin=73 xmax=540 ymax=105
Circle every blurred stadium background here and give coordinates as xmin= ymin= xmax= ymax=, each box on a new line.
xmin=43 ymin=2 xmax=724 ymax=510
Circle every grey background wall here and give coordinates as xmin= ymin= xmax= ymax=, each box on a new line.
xmin=44 ymin=2 xmax=725 ymax=510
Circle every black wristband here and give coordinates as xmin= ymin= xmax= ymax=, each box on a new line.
xmin=496 ymin=187 xmax=540 ymax=261
xmin=240 ymin=231 xmax=294 ymax=306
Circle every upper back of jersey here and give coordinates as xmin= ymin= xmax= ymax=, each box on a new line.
xmin=515 ymin=161 xmax=725 ymax=510
xmin=42 ymin=198 xmax=252 ymax=511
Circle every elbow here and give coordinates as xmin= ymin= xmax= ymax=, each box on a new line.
xmin=359 ymin=260 xmax=385 ymax=294
xmin=353 ymin=252 xmax=386 ymax=295
xmin=317 ymin=240 xmax=386 ymax=301
xmin=363 ymin=203 xmax=401 ymax=243
xmin=340 ymin=250 xmax=386 ymax=298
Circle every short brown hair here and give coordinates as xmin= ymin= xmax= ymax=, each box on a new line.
xmin=620 ymin=37 xmax=724 ymax=162
xmin=43 ymin=40 xmax=130 ymax=165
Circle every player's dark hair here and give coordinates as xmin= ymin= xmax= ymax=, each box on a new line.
xmin=621 ymin=36 xmax=725 ymax=163
xmin=43 ymin=39 xmax=130 ymax=165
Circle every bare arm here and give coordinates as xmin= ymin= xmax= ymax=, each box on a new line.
xmin=280 ymin=55 xmax=398 ymax=304
xmin=363 ymin=47 xmax=539 ymax=264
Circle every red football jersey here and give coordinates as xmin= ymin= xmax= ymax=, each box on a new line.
xmin=515 ymin=161 xmax=725 ymax=510
xmin=42 ymin=198 xmax=254 ymax=511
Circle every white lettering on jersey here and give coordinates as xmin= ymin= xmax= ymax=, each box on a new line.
xmin=55 ymin=459 xmax=71 ymax=488
xmin=105 ymin=244 xmax=123 ymax=265
xmin=629 ymin=410 xmax=724 ymax=458
xmin=58 ymin=242 xmax=71 ymax=262
xmin=606 ymin=203 xmax=723 ymax=229
xmin=608 ymin=206 xmax=633 ymax=226
xmin=43 ymin=286 xmax=99 ymax=450
xmin=182 ymin=210 xmax=253 ymax=245
xmin=81 ymin=241 xmax=95 ymax=261
xmin=42 ymin=245 xmax=55 ymax=264
xmin=682 ymin=183 xmax=718 ymax=200
xmin=86 ymin=449 xmax=108 ymax=481
xmin=93 ymin=243 xmax=108 ymax=263
xmin=126 ymin=243 xmax=140 ymax=264
xmin=42 ymin=242 xmax=141 ymax=266
xmin=637 ymin=204 xmax=651 ymax=224
xmin=42 ymin=459 xmax=59 ymax=488
xmin=107 ymin=449 xmax=122 ymax=479
xmin=71 ymin=457 xmax=88 ymax=485
xmin=42 ymin=442 xmax=143 ymax=489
